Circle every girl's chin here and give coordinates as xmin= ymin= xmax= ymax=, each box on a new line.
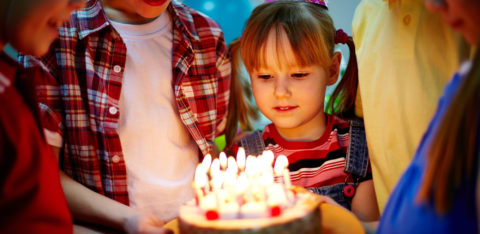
xmin=22 ymin=45 xmax=49 ymax=57
xmin=15 ymin=38 xmax=54 ymax=57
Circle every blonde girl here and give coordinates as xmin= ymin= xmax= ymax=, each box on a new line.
xmin=228 ymin=0 xmax=379 ymax=221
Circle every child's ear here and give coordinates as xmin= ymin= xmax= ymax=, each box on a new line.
xmin=327 ymin=52 xmax=342 ymax=85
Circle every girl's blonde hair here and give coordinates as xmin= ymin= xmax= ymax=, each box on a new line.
xmin=240 ymin=1 xmax=334 ymax=74
xmin=240 ymin=1 xmax=359 ymax=120
xmin=226 ymin=1 xmax=360 ymax=147
xmin=417 ymin=49 xmax=480 ymax=213
xmin=226 ymin=1 xmax=358 ymax=146
xmin=225 ymin=39 xmax=260 ymax=148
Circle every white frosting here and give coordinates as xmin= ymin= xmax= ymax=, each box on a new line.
xmin=179 ymin=189 xmax=320 ymax=230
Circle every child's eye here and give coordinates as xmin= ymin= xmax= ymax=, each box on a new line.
xmin=257 ymin=74 xmax=273 ymax=80
xmin=291 ymin=73 xmax=309 ymax=78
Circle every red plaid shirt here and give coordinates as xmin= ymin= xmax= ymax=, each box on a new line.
xmin=19 ymin=0 xmax=230 ymax=205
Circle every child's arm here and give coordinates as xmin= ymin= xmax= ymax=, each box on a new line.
xmin=351 ymin=180 xmax=380 ymax=222
xmin=60 ymin=171 xmax=171 ymax=233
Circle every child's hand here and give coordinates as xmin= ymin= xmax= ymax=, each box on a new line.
xmin=124 ymin=213 xmax=173 ymax=234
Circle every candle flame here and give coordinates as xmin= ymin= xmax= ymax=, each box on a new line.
xmin=210 ymin=158 xmax=220 ymax=177
xmin=245 ymin=156 xmax=257 ymax=177
xmin=227 ymin=156 xmax=238 ymax=174
xmin=260 ymin=171 xmax=274 ymax=186
xmin=256 ymin=155 xmax=270 ymax=174
xmin=277 ymin=155 xmax=292 ymax=189
xmin=225 ymin=166 xmax=237 ymax=184
xmin=236 ymin=172 xmax=249 ymax=193
xmin=219 ymin=152 xmax=228 ymax=169
xmin=193 ymin=151 xmax=297 ymax=217
xmin=262 ymin=150 xmax=275 ymax=167
xmin=237 ymin=147 xmax=246 ymax=170
xmin=201 ymin=154 xmax=212 ymax=172
xmin=276 ymin=155 xmax=289 ymax=168
xmin=274 ymin=156 xmax=287 ymax=175
xmin=211 ymin=171 xmax=224 ymax=189
xmin=195 ymin=164 xmax=208 ymax=188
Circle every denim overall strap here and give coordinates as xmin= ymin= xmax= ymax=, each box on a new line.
xmin=345 ymin=120 xmax=369 ymax=177
xmin=240 ymin=131 xmax=266 ymax=156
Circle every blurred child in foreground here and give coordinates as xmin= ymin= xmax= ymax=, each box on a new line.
xmin=0 ymin=0 xmax=84 ymax=232
xmin=378 ymin=0 xmax=480 ymax=232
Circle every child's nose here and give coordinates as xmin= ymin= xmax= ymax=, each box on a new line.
xmin=274 ymin=78 xmax=291 ymax=99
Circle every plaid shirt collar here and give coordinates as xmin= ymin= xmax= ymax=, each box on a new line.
xmin=76 ymin=0 xmax=201 ymax=42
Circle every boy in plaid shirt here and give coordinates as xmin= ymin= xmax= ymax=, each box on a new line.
xmin=20 ymin=0 xmax=230 ymax=232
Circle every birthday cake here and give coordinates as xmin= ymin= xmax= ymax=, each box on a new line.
xmin=178 ymin=149 xmax=322 ymax=234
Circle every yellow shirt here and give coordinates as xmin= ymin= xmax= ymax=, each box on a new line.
xmin=352 ymin=0 xmax=469 ymax=212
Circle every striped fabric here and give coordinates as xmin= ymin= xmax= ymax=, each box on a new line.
xmin=261 ymin=115 xmax=352 ymax=188
xmin=19 ymin=0 xmax=230 ymax=205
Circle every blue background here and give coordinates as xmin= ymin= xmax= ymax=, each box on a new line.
xmin=182 ymin=0 xmax=257 ymax=44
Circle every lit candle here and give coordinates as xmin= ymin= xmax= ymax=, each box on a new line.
xmin=201 ymin=154 xmax=212 ymax=172
xmin=274 ymin=156 xmax=285 ymax=176
xmin=273 ymin=156 xmax=293 ymax=205
xmin=245 ymin=156 xmax=257 ymax=178
xmin=210 ymin=169 xmax=228 ymax=219
xmin=275 ymin=155 xmax=292 ymax=189
xmin=192 ymin=150 xmax=299 ymax=221
xmin=262 ymin=150 xmax=275 ymax=168
xmin=224 ymin=166 xmax=237 ymax=186
xmin=261 ymin=168 xmax=286 ymax=207
xmin=237 ymin=147 xmax=246 ymax=171
xmin=219 ymin=152 xmax=228 ymax=170
xmin=266 ymin=183 xmax=288 ymax=207
xmin=211 ymin=170 xmax=224 ymax=192
xmin=210 ymin=158 xmax=221 ymax=178
xmin=256 ymin=155 xmax=270 ymax=175
xmin=210 ymin=161 xmax=225 ymax=196
xmin=260 ymin=171 xmax=274 ymax=187
xmin=236 ymin=172 xmax=249 ymax=195
xmin=245 ymin=156 xmax=266 ymax=203
xmin=194 ymin=164 xmax=208 ymax=204
xmin=227 ymin=156 xmax=238 ymax=175
xmin=200 ymin=193 xmax=218 ymax=211
xmin=224 ymin=162 xmax=238 ymax=200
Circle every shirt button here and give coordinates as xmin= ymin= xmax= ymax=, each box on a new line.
xmin=113 ymin=65 xmax=122 ymax=73
xmin=112 ymin=155 xmax=120 ymax=163
xmin=403 ymin=14 xmax=412 ymax=25
xmin=109 ymin=106 xmax=118 ymax=115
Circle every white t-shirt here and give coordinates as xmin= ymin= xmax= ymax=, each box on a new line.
xmin=110 ymin=12 xmax=199 ymax=222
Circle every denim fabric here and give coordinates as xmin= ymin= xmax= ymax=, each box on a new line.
xmin=308 ymin=183 xmax=356 ymax=210
xmin=240 ymin=131 xmax=265 ymax=156
xmin=309 ymin=120 xmax=370 ymax=210
xmin=345 ymin=120 xmax=369 ymax=177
